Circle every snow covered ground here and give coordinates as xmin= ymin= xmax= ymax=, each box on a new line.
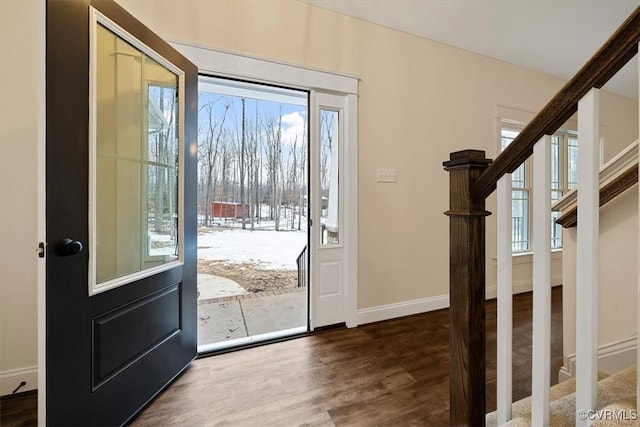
xmin=198 ymin=228 xmax=307 ymax=270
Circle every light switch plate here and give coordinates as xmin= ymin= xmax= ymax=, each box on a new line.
xmin=377 ymin=168 xmax=397 ymax=183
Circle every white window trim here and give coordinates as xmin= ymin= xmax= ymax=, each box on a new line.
xmin=170 ymin=40 xmax=359 ymax=328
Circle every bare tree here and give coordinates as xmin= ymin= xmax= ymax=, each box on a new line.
xmin=262 ymin=107 xmax=283 ymax=229
xmin=296 ymin=116 xmax=308 ymax=231
xmin=244 ymin=103 xmax=260 ymax=231
xmin=274 ymin=108 xmax=283 ymax=231
xmin=198 ymin=96 xmax=229 ymax=226
xmin=151 ymin=87 xmax=175 ymax=233
xmin=289 ymin=135 xmax=298 ymax=230
xmin=240 ymin=98 xmax=246 ymax=229
xmin=320 ymin=111 xmax=334 ymax=198
xmin=198 ymin=93 xmax=310 ymax=234
xmin=252 ymin=102 xmax=262 ymax=229
xmin=298 ymin=128 xmax=307 ymax=230
xmin=220 ymin=133 xmax=233 ymax=221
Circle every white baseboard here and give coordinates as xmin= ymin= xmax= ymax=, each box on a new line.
xmin=558 ymin=365 xmax=573 ymax=382
xmin=559 ymin=336 xmax=637 ymax=381
xmin=357 ymin=279 xmax=562 ymax=325
xmin=486 ymin=275 xmax=562 ymax=299
xmin=357 ymin=294 xmax=449 ymax=325
xmin=0 ymin=366 xmax=38 ymax=397
xmin=486 ymin=280 xmax=532 ymax=300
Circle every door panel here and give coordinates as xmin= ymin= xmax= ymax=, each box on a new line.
xmin=318 ymin=261 xmax=341 ymax=296
xmin=92 ymin=283 xmax=180 ymax=390
xmin=46 ymin=0 xmax=197 ymax=425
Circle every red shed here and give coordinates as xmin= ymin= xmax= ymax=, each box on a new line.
xmin=212 ymin=202 xmax=248 ymax=219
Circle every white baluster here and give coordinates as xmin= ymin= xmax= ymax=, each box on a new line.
xmin=637 ymin=43 xmax=640 ymax=415
xmin=531 ymin=135 xmax=552 ymax=427
xmin=497 ymin=174 xmax=513 ymax=424
xmin=576 ymin=88 xmax=600 ymax=426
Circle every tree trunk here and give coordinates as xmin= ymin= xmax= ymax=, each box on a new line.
xmin=240 ymin=98 xmax=246 ymax=229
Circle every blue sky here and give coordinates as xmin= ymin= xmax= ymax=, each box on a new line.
xmin=198 ymin=83 xmax=308 ymax=149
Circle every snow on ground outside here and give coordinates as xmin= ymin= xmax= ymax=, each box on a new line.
xmin=198 ymin=228 xmax=307 ymax=270
xmin=148 ymin=232 xmax=177 ymax=256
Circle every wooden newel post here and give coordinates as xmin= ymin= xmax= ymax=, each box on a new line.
xmin=443 ymin=150 xmax=492 ymax=426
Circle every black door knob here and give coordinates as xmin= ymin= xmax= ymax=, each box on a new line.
xmin=55 ymin=238 xmax=83 ymax=257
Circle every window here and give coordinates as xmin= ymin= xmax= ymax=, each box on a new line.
xmin=90 ymin=17 xmax=184 ymax=295
xmin=320 ymin=109 xmax=340 ymax=245
xmin=501 ymin=127 xmax=578 ymax=252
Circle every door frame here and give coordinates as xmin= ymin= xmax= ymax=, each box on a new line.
xmin=171 ymin=41 xmax=359 ymax=330
xmin=28 ymin=0 xmax=46 ymax=423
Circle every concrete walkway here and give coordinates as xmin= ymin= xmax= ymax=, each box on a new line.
xmin=196 ymin=274 xmax=306 ymax=346
xmin=197 ymin=273 xmax=248 ymax=301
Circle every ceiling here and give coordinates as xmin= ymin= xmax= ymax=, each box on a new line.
xmin=301 ymin=0 xmax=639 ymax=98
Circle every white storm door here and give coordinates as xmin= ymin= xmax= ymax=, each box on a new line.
xmin=311 ymin=92 xmax=348 ymax=328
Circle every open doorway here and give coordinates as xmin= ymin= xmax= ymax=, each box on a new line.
xmin=196 ymin=77 xmax=309 ymax=352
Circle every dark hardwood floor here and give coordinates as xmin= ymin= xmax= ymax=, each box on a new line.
xmin=0 ymin=288 xmax=562 ymax=426
xmin=0 ymin=391 xmax=37 ymax=427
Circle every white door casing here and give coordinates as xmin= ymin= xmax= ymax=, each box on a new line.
xmin=166 ymin=42 xmax=359 ymax=328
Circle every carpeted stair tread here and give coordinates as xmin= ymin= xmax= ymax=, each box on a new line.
xmin=487 ymin=377 xmax=577 ymax=426
xmin=487 ymin=366 xmax=635 ymax=426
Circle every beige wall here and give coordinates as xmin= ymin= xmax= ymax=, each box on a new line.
xmin=0 ymin=0 xmax=44 ymax=394
xmin=562 ymin=186 xmax=638 ymax=366
xmin=601 ymin=92 xmax=639 ymax=160
xmin=116 ymin=0 xmax=637 ymax=309
xmin=0 ymin=0 xmax=638 ymax=391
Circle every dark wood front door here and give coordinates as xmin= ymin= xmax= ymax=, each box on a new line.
xmin=46 ymin=0 xmax=197 ymax=424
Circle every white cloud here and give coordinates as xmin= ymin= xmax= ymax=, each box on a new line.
xmin=280 ymin=111 xmax=307 ymax=146
xmin=281 ymin=111 xmax=304 ymax=127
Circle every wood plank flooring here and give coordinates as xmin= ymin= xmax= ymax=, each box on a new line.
xmin=131 ymin=288 xmax=562 ymax=426
xmin=0 ymin=288 xmax=562 ymax=426
xmin=0 ymin=391 xmax=37 ymax=427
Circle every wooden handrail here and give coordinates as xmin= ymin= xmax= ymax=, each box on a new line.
xmin=554 ymin=139 xmax=638 ymax=228
xmin=556 ymin=164 xmax=638 ymax=228
xmin=474 ymin=6 xmax=640 ymax=200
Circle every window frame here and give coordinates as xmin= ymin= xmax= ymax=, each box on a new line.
xmin=500 ymin=123 xmax=578 ymax=252
xmin=88 ymin=8 xmax=186 ymax=296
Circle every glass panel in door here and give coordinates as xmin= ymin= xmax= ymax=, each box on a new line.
xmin=320 ymin=109 xmax=339 ymax=245
xmin=92 ymin=23 xmax=182 ymax=294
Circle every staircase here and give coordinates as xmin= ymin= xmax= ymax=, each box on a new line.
xmin=444 ymin=6 xmax=640 ymax=426
xmin=486 ymin=367 xmax=636 ymax=426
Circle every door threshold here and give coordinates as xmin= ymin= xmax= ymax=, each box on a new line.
xmin=197 ymin=326 xmax=308 ymax=356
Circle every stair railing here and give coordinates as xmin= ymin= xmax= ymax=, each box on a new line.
xmin=296 ymin=245 xmax=308 ymax=288
xmin=554 ymin=139 xmax=639 ymax=228
xmin=443 ymin=7 xmax=640 ymax=426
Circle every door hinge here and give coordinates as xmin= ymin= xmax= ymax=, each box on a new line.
xmin=38 ymin=242 xmax=46 ymax=258
xmin=309 ymin=218 xmax=313 ymax=226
